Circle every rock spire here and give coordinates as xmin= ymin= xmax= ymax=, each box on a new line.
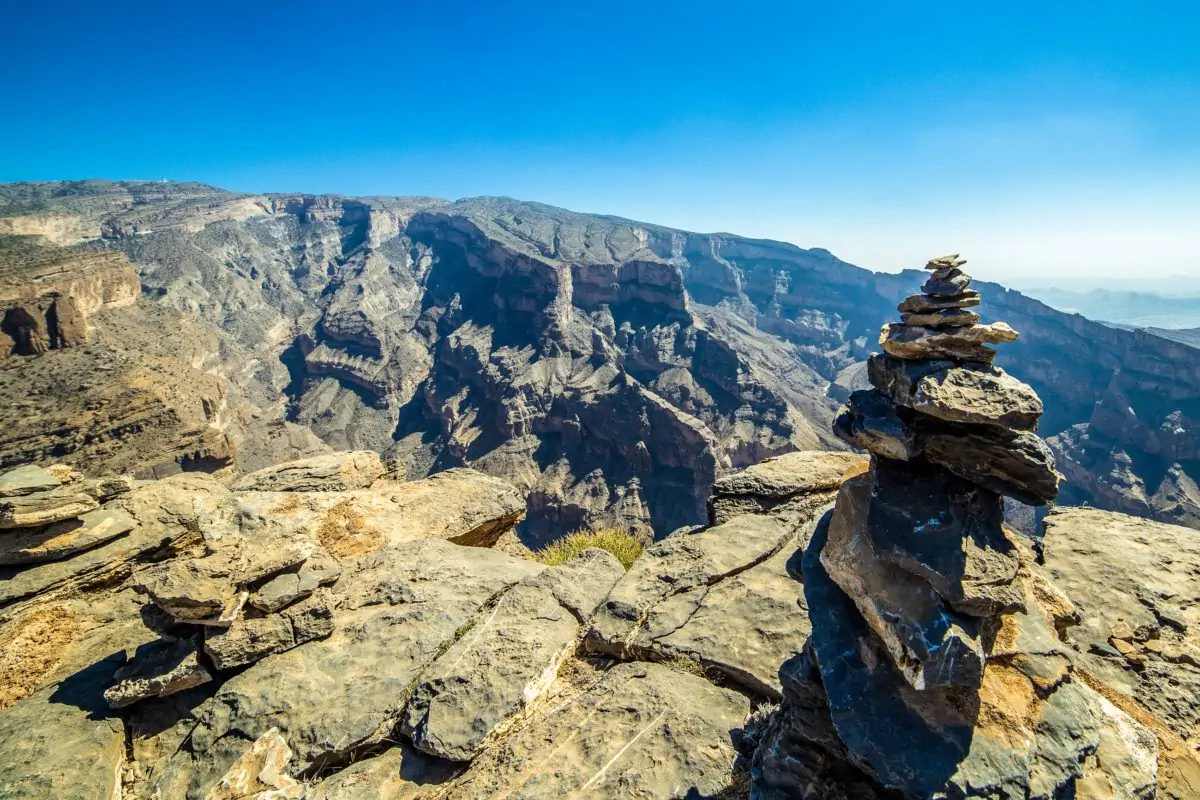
xmin=754 ymin=257 xmax=1160 ymax=798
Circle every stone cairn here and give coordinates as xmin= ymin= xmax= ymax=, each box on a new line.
xmin=754 ymin=257 xmax=1159 ymax=798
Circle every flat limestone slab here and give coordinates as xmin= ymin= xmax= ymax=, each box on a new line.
xmin=404 ymin=549 xmax=624 ymax=760
xmin=0 ymin=507 xmax=136 ymax=565
xmin=442 ymin=662 xmax=749 ymax=799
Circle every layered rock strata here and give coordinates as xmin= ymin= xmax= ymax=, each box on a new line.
xmin=755 ymin=256 xmax=1160 ymax=798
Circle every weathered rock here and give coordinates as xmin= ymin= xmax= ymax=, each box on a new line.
xmin=1043 ymin=506 xmax=1200 ymax=742
xmin=205 ymin=728 xmax=303 ymax=800
xmin=0 ymin=507 xmax=137 ymax=565
xmin=922 ymin=427 xmax=1061 ymax=505
xmin=869 ymin=354 xmax=1043 ymax=430
xmin=897 ymin=290 xmax=981 ymax=313
xmin=921 ymin=268 xmax=972 ymax=296
xmin=879 ymin=321 xmax=1019 ymax=362
xmin=900 ymin=307 xmax=980 ymax=328
xmin=645 ymin=511 xmax=827 ymax=697
xmin=203 ymin=588 xmax=335 ymax=670
xmin=304 ymin=745 xmax=456 ymax=800
xmin=586 ymin=513 xmax=794 ymax=661
xmin=833 ymin=389 xmax=921 ymax=461
xmin=81 ymin=475 xmax=134 ymax=502
xmin=311 ymin=468 xmax=527 ymax=553
xmin=248 ymin=548 xmax=341 ymax=613
xmin=0 ymin=474 xmax=227 ymax=607
xmin=403 ymin=549 xmax=624 ymax=761
xmin=820 ymin=473 xmax=985 ymax=689
xmin=799 ymin=509 xmax=1158 ymax=798
xmin=706 ymin=450 xmax=866 ymax=524
xmin=0 ymin=465 xmax=60 ymax=498
xmin=230 ymin=450 xmax=386 ymax=493
xmin=0 ymin=651 xmax=127 ymax=800
xmin=866 ymin=459 xmax=1023 ymax=616
xmin=153 ymin=540 xmax=543 ymax=792
xmin=0 ymin=487 xmax=98 ymax=529
xmin=103 ymin=637 xmax=212 ymax=708
xmin=135 ymin=537 xmax=313 ymax=623
xmin=440 ymin=662 xmax=750 ymax=799
xmin=711 ymin=450 xmax=868 ymax=499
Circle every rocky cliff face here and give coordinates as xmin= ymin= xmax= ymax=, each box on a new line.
xmin=2 ymin=448 xmax=1197 ymax=798
xmin=2 ymin=181 xmax=1197 ymax=539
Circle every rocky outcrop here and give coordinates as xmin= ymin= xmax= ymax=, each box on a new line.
xmin=0 ymin=237 xmax=139 ymax=357
xmin=755 ymin=257 xmax=1162 ymax=799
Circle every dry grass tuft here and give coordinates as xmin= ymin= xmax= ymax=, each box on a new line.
xmin=534 ymin=527 xmax=644 ymax=570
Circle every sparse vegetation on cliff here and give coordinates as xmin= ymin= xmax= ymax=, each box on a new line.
xmin=535 ymin=527 xmax=645 ymax=570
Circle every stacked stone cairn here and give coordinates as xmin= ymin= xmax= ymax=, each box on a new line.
xmin=754 ymin=256 xmax=1161 ymax=798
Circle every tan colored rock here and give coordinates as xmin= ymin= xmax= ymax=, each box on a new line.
xmin=441 ymin=662 xmax=749 ymax=799
xmin=205 ymin=728 xmax=303 ymax=800
xmin=0 ymin=507 xmax=136 ymax=565
xmin=0 ymin=465 xmax=61 ymax=498
xmin=879 ymin=321 xmax=1018 ymax=362
xmin=230 ymin=450 xmax=386 ymax=493
xmin=711 ymin=450 xmax=868 ymax=499
xmin=0 ymin=488 xmax=98 ymax=529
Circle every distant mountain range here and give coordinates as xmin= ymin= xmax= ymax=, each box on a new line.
xmin=1019 ymin=286 xmax=1200 ymax=329
xmin=2 ymin=180 xmax=1198 ymax=536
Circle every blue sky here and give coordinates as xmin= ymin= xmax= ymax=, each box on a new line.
xmin=3 ymin=1 xmax=1199 ymax=284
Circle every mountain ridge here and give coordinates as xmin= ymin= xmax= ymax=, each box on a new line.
xmin=2 ymin=180 xmax=1197 ymax=536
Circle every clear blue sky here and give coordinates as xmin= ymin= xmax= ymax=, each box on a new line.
xmin=3 ymin=1 xmax=1199 ymax=284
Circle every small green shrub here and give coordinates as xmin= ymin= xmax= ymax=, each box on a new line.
xmin=534 ymin=527 xmax=645 ymax=570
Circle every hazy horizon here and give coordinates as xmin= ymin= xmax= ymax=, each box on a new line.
xmin=4 ymin=2 xmax=1200 ymax=288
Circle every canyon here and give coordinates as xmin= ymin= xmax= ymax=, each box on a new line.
xmin=1 ymin=179 xmax=1197 ymax=542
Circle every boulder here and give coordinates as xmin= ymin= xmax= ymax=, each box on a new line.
xmin=0 ymin=474 xmax=228 ymax=606
xmin=865 ymin=460 xmax=1022 ymax=616
xmin=304 ymin=745 xmax=456 ymax=799
xmin=922 ymin=427 xmax=1061 ymax=505
xmin=820 ymin=474 xmax=985 ymax=689
xmin=103 ymin=637 xmax=212 ymax=709
xmin=0 ymin=488 xmax=98 ymax=529
xmin=879 ymin=321 xmax=1019 ymax=362
xmin=711 ymin=450 xmax=869 ymax=499
xmin=205 ymin=728 xmax=303 ymax=800
xmin=230 ymin=451 xmax=386 ymax=493
xmin=833 ymin=389 xmax=921 ymax=461
xmin=0 ymin=507 xmax=137 ymax=565
xmin=869 ymin=355 xmax=1043 ymax=431
xmin=440 ymin=662 xmax=750 ymax=799
xmin=248 ymin=548 xmax=341 ymax=613
xmin=707 ymin=450 xmax=866 ymax=524
xmin=403 ymin=549 xmax=624 ymax=761
xmin=635 ymin=511 xmax=827 ymax=698
xmin=0 ymin=465 xmax=60 ymax=498
xmin=202 ymin=588 xmax=336 ymax=671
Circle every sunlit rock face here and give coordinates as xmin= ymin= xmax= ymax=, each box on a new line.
xmin=4 ymin=182 xmax=1199 ymax=537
